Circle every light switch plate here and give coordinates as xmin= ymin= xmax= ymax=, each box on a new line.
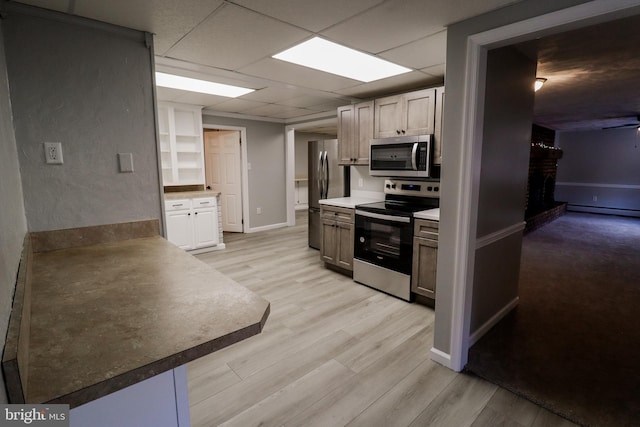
xmin=118 ymin=153 xmax=134 ymax=173
xmin=44 ymin=142 xmax=63 ymax=164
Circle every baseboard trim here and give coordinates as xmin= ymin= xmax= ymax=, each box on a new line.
xmin=567 ymin=205 xmax=640 ymax=218
xmin=469 ymin=296 xmax=519 ymax=347
xmin=246 ymin=222 xmax=288 ymax=233
xmin=430 ymin=347 xmax=453 ymax=369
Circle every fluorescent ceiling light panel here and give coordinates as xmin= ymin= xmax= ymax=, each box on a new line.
xmin=272 ymin=37 xmax=411 ymax=82
xmin=155 ymin=72 xmax=254 ymax=98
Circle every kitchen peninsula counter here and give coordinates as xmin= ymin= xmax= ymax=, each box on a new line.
xmin=3 ymin=220 xmax=270 ymax=415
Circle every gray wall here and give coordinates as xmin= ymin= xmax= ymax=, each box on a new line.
xmin=556 ymin=128 xmax=640 ymax=216
xmin=3 ymin=7 xmax=162 ymax=232
xmin=470 ymin=46 xmax=536 ymax=335
xmin=434 ymin=0 xmax=591 ymax=357
xmin=202 ymin=114 xmax=287 ymax=228
xmin=0 ymin=21 xmax=27 ymax=404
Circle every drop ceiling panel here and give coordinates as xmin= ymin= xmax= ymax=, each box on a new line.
xmin=278 ymin=94 xmax=351 ymax=109
xmin=165 ymin=3 xmax=311 ymax=70
xmin=240 ymin=86 xmax=309 ymax=103
xmin=156 ymin=86 xmax=187 ymax=102
xmin=208 ymin=98 xmax=270 ymax=114
xmin=322 ymin=0 xmax=521 ymax=54
xmin=73 ymin=0 xmax=224 ymax=55
xmin=173 ymin=92 xmax=234 ymax=107
xmin=238 ymin=58 xmax=360 ymax=92
xmin=231 ymin=0 xmax=385 ymax=32
xmin=242 ymin=104 xmax=316 ymax=120
xmin=380 ymin=31 xmax=447 ymax=70
xmin=337 ymin=71 xmax=440 ymax=98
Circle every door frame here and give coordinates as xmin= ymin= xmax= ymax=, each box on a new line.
xmin=203 ymin=124 xmax=249 ymax=233
xmin=445 ymin=0 xmax=640 ymax=371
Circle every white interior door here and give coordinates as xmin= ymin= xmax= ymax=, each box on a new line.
xmin=204 ymin=130 xmax=243 ymax=232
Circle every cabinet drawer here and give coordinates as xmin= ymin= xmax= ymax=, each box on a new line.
xmin=192 ymin=197 xmax=217 ymax=209
xmin=414 ymin=219 xmax=439 ymax=240
xmin=321 ymin=206 xmax=354 ymax=223
xmin=165 ymin=199 xmax=191 ymax=211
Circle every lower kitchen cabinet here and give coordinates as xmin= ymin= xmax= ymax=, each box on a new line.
xmin=165 ymin=196 xmax=220 ymax=252
xmin=320 ymin=205 xmax=354 ymax=272
xmin=412 ymin=219 xmax=439 ymax=300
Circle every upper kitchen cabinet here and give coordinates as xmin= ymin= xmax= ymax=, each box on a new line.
xmin=158 ymin=102 xmax=205 ymax=186
xmin=374 ymin=88 xmax=436 ymax=138
xmin=433 ymin=87 xmax=445 ymax=166
xmin=337 ymin=101 xmax=374 ymax=165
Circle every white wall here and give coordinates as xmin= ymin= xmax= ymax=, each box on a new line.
xmin=556 ymin=127 xmax=640 ymax=217
xmin=0 ymin=21 xmax=27 ymax=404
xmin=3 ymin=5 xmax=162 ymax=232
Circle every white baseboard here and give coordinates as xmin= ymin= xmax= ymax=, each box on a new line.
xmin=430 ymin=347 xmax=453 ymax=369
xmin=469 ymin=296 xmax=519 ymax=346
xmin=246 ymin=222 xmax=288 ymax=233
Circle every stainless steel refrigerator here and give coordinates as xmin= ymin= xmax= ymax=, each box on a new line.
xmin=308 ymin=139 xmax=344 ymax=249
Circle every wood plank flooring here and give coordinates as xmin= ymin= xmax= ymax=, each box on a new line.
xmin=189 ymin=212 xmax=577 ymax=427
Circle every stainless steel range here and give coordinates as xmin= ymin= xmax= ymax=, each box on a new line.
xmin=353 ymin=179 xmax=440 ymax=301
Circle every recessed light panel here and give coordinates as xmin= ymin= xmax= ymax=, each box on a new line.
xmin=155 ymin=72 xmax=254 ymax=98
xmin=273 ymin=37 xmax=411 ymax=83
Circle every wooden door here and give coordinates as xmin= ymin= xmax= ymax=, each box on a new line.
xmin=204 ymin=130 xmax=243 ymax=232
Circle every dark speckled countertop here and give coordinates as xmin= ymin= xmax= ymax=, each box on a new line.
xmin=26 ymin=235 xmax=269 ymax=407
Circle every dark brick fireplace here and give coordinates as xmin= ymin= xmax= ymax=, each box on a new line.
xmin=525 ymin=124 xmax=567 ymax=233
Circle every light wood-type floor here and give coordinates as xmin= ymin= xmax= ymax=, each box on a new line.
xmin=189 ymin=212 xmax=577 ymax=427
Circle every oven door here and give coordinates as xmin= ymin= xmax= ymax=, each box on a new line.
xmin=354 ymin=210 xmax=413 ymax=275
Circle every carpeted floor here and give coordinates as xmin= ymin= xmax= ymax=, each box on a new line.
xmin=467 ymin=212 xmax=640 ymax=427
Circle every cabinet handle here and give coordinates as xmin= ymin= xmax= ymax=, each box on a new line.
xmin=402 ymin=129 xmax=406 ymax=134
xmin=396 ymin=130 xmax=401 ymax=135
xmin=199 ymin=201 xmax=210 ymax=205
xmin=195 ymin=212 xmax=198 ymax=215
xmin=188 ymin=213 xmax=191 ymax=216
xmin=172 ymin=203 xmax=183 ymax=207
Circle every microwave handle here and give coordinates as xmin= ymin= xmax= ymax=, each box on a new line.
xmin=411 ymin=142 xmax=418 ymax=171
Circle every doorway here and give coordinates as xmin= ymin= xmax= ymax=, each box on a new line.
xmin=203 ymin=127 xmax=245 ymax=233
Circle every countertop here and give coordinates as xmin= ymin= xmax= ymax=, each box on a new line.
xmin=24 ymin=235 xmax=269 ymax=407
xmin=319 ymin=196 xmax=384 ymax=209
xmin=164 ymin=190 xmax=220 ymax=200
xmin=414 ymin=208 xmax=440 ymax=221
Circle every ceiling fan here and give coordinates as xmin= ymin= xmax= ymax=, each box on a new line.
xmin=602 ymin=114 xmax=640 ymax=130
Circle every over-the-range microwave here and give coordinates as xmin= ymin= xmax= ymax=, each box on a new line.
xmin=369 ymin=134 xmax=432 ymax=178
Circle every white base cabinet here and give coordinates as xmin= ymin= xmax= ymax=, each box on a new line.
xmin=165 ymin=197 xmax=221 ymax=252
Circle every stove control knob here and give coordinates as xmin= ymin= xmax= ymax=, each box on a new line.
xmin=359 ymin=237 xmax=365 ymax=243
xmin=434 ymin=186 xmax=439 ymax=192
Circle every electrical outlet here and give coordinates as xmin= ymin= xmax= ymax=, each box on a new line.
xmin=257 ymin=207 xmax=262 ymax=214
xmin=44 ymin=142 xmax=63 ymax=164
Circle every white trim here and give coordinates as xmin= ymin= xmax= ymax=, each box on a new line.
xmin=202 ymin=124 xmax=249 ymax=233
xmin=187 ymin=243 xmax=226 ymax=255
xmin=246 ymin=222 xmax=288 ymax=233
xmin=469 ymin=297 xmax=519 ymax=346
xmin=475 ymin=222 xmax=525 ymax=249
xmin=557 ymin=182 xmax=640 ymax=190
xmin=285 ymin=128 xmax=296 ymax=226
xmin=429 ymin=347 xmax=452 ymax=366
xmin=567 ymin=205 xmax=640 ymax=218
xmin=448 ymin=0 xmax=640 ymax=373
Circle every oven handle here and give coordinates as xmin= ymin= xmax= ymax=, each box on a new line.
xmin=355 ymin=210 xmax=411 ymax=223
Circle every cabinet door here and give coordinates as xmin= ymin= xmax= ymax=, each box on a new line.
xmin=412 ymin=237 xmax=437 ymax=298
xmin=354 ymin=101 xmax=374 ymax=165
xmin=193 ymin=207 xmax=219 ymax=248
xmin=166 ymin=210 xmax=193 ymax=250
xmin=336 ymin=221 xmax=354 ymax=271
xmin=403 ymin=88 xmax=436 ymax=136
xmin=433 ymin=87 xmax=445 ymax=165
xmin=374 ymin=95 xmax=403 ymax=138
xmin=337 ymin=105 xmax=355 ymax=165
xmin=320 ymin=219 xmax=338 ymax=264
